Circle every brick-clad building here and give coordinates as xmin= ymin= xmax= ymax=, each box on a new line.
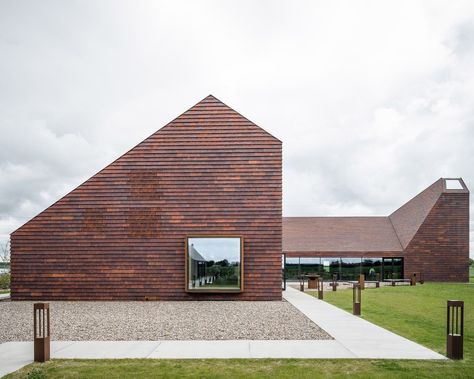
xmin=283 ymin=178 xmax=469 ymax=282
xmin=11 ymin=95 xmax=282 ymax=300
xmin=10 ymin=96 xmax=469 ymax=301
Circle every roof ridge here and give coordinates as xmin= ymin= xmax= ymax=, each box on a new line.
xmin=387 ymin=214 xmax=404 ymax=251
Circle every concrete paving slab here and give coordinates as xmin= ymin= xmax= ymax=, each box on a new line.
xmin=283 ymin=286 xmax=446 ymax=360
xmin=148 ymin=340 xmax=251 ymax=359
xmin=54 ymin=341 xmax=162 ymax=359
xmin=249 ymin=340 xmax=355 ymax=359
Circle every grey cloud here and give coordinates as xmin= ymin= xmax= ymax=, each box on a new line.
xmin=0 ymin=1 xmax=473 ymax=257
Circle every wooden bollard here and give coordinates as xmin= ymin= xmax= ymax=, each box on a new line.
xmin=447 ymin=300 xmax=464 ymax=359
xmin=353 ymin=284 xmax=361 ymax=316
xmin=34 ymin=303 xmax=50 ymax=362
xmin=359 ymin=274 xmax=365 ymax=290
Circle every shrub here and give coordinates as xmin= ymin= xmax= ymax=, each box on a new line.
xmin=0 ymin=273 xmax=10 ymax=289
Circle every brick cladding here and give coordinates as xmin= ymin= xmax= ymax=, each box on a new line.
xmin=403 ymin=190 xmax=469 ymax=282
xmin=11 ymin=95 xmax=283 ymax=300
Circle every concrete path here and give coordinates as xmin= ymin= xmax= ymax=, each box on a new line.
xmin=283 ymin=286 xmax=446 ymax=359
xmin=0 ymin=288 xmax=446 ymax=378
xmin=0 ymin=293 xmax=10 ymax=301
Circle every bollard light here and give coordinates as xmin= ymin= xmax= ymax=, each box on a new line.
xmin=299 ymin=274 xmax=305 ymax=292
xmin=411 ymin=273 xmax=417 ymax=286
xmin=375 ymin=272 xmax=380 ymax=288
xmin=316 ymin=276 xmax=324 ymax=300
xmin=447 ymin=300 xmax=464 ymax=359
xmin=353 ymin=284 xmax=361 ymax=316
xmin=332 ymin=274 xmax=337 ymax=291
xmin=359 ymin=273 xmax=365 ymax=290
xmin=34 ymin=303 xmax=50 ymax=363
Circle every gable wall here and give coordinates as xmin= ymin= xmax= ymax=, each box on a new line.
xmin=404 ymin=191 xmax=469 ymax=281
xmin=11 ymin=97 xmax=283 ymax=300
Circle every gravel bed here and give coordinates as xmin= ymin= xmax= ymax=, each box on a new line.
xmin=0 ymin=300 xmax=331 ymax=342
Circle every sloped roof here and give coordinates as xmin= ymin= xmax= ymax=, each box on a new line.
xmin=388 ymin=179 xmax=444 ymax=249
xmin=283 ymin=217 xmax=403 ymax=253
xmin=189 ymin=244 xmax=206 ymax=261
xmin=283 ymin=178 xmax=468 ymax=254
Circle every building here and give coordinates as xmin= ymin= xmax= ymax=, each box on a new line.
xmin=283 ymin=178 xmax=470 ymax=282
xmin=10 ymin=96 xmax=469 ymax=301
xmin=11 ymin=95 xmax=282 ymax=300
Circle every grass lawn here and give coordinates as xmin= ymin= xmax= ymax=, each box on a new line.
xmin=6 ymin=283 xmax=474 ymax=379
xmin=0 ymin=289 xmax=9 ymax=294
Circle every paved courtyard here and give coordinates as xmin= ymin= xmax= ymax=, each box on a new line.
xmin=0 ymin=299 xmax=330 ymax=343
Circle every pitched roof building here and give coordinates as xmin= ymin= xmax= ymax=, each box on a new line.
xmin=10 ymin=96 xmax=470 ymax=301
xmin=283 ymin=178 xmax=469 ymax=282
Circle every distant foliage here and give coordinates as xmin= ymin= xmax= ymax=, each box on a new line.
xmin=0 ymin=273 xmax=10 ymax=289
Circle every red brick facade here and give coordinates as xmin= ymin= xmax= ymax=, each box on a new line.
xmin=404 ymin=189 xmax=470 ymax=282
xmin=11 ymin=95 xmax=282 ymax=300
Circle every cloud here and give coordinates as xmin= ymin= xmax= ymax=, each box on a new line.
xmin=0 ymin=0 xmax=473 ymax=257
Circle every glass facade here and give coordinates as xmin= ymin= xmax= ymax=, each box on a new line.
xmin=284 ymin=256 xmax=403 ymax=281
xmin=300 ymin=257 xmax=322 ymax=276
xmin=362 ymin=258 xmax=382 ymax=280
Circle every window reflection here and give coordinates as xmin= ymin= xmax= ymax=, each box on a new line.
xmin=187 ymin=237 xmax=242 ymax=292
xmin=284 ymin=256 xmax=404 ymax=281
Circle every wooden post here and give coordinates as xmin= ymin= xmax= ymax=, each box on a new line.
xmin=353 ymin=284 xmax=361 ymax=316
xmin=34 ymin=303 xmax=50 ymax=363
xmin=359 ymin=273 xmax=365 ymax=290
xmin=317 ymin=276 xmax=324 ymax=300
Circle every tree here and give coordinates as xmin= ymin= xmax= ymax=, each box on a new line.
xmin=0 ymin=240 xmax=10 ymax=264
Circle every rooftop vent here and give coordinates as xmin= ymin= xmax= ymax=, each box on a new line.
xmin=445 ymin=179 xmax=463 ymax=190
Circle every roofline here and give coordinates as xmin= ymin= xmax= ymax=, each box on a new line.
xmin=210 ymin=94 xmax=282 ymax=144
xmin=11 ymin=94 xmax=279 ymax=236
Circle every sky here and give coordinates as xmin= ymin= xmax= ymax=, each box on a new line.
xmin=0 ymin=1 xmax=473 ymax=257
xmin=189 ymin=238 xmax=241 ymax=263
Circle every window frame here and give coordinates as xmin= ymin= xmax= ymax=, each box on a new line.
xmin=184 ymin=235 xmax=244 ymax=293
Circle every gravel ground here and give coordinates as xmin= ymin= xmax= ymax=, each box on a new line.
xmin=0 ymin=300 xmax=331 ymax=342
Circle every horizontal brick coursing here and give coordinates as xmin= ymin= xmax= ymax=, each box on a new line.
xmin=404 ymin=192 xmax=469 ymax=282
xmin=11 ymin=96 xmax=283 ymax=300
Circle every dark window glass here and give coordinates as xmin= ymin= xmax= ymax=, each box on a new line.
xmin=321 ymin=258 xmax=341 ymax=280
xmin=382 ymin=257 xmax=404 ymax=279
xmin=285 ymin=257 xmax=300 ymax=280
xmin=340 ymin=258 xmax=362 ymax=280
xmin=362 ymin=258 xmax=383 ymax=280
xmin=300 ymin=257 xmax=322 ymax=277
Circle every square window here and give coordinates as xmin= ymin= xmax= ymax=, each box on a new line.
xmin=186 ymin=236 xmax=243 ymax=292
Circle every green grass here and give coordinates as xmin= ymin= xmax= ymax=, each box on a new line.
xmin=0 ymin=289 xmax=9 ymax=294
xmin=312 ymin=283 xmax=473 ymax=355
xmin=6 ymin=283 xmax=474 ymax=379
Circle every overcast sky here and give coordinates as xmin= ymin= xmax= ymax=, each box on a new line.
xmin=1 ymin=1 xmax=473 ymax=257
